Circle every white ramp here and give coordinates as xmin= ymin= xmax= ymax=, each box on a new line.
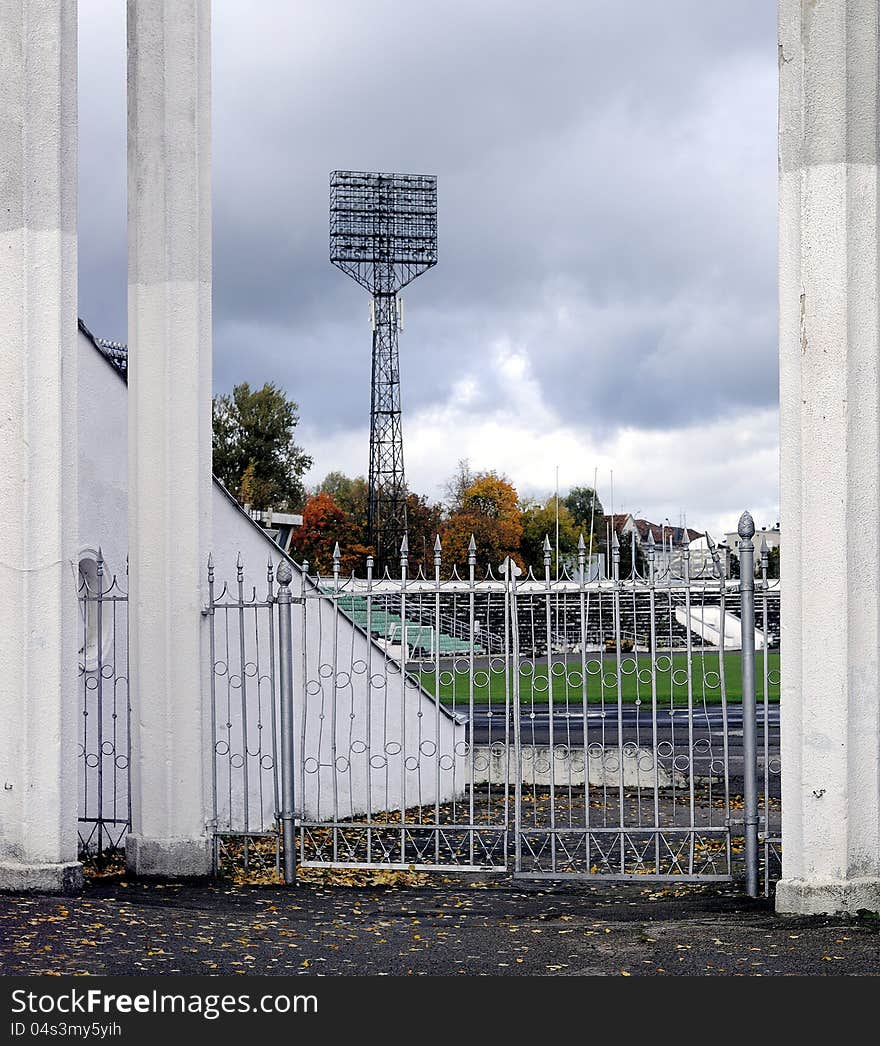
xmin=674 ymin=605 xmax=766 ymax=650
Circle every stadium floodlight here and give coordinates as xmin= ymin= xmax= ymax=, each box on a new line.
xmin=330 ymin=171 xmax=438 ymax=565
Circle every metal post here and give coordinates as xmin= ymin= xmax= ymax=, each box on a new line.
xmin=276 ymin=560 xmax=296 ymax=884
xmin=738 ymin=511 xmax=759 ymax=897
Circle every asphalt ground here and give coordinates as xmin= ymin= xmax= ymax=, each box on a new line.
xmin=1 ymin=875 xmax=877 ymax=977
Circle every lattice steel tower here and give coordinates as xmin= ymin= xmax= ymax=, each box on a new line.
xmin=330 ymin=171 xmax=438 ymax=565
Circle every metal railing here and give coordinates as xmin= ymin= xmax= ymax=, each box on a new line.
xmin=79 ymin=507 xmax=777 ymax=894
xmin=203 ymin=511 xmax=778 ymax=891
xmin=206 ymin=555 xmax=283 ymax=878
xmin=77 ymin=552 xmax=130 ymax=857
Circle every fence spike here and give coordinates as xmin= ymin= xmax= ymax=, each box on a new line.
xmin=708 ymin=533 xmax=722 ymax=578
xmin=577 ymin=533 xmax=586 ymax=552
xmin=434 ymin=534 xmax=442 ymax=552
xmin=738 ymin=510 xmax=755 ymax=539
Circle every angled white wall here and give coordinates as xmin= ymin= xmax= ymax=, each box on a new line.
xmin=0 ymin=0 xmax=81 ymax=892
xmin=77 ymin=329 xmax=465 ymax=848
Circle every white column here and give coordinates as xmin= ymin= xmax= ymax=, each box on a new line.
xmin=0 ymin=0 xmax=81 ymax=892
xmin=777 ymin=0 xmax=880 ymax=915
xmin=126 ymin=0 xmax=213 ymax=876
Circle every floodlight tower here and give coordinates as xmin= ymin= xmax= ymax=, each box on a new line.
xmin=330 ymin=171 xmax=438 ymax=566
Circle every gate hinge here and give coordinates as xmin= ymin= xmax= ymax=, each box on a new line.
xmin=725 ymin=815 xmax=767 ymax=829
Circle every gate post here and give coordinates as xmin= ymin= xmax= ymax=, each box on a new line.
xmin=738 ymin=511 xmax=759 ymax=897
xmin=276 ymin=561 xmax=297 ymax=884
xmin=0 ymin=0 xmax=81 ymax=894
xmin=126 ymin=0 xmax=213 ymax=878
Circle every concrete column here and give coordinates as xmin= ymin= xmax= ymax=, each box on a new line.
xmin=126 ymin=0 xmax=213 ymax=876
xmin=0 ymin=0 xmax=81 ymax=893
xmin=777 ymin=0 xmax=880 ymax=915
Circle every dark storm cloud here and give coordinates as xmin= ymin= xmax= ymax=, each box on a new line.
xmin=78 ymin=1 xmax=777 ymax=442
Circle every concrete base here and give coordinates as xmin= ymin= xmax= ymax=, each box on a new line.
xmin=125 ymin=834 xmax=213 ymax=879
xmin=0 ymin=860 xmax=83 ymax=895
xmin=776 ymin=877 xmax=880 ymax=917
xmin=470 ymin=745 xmax=685 ymax=789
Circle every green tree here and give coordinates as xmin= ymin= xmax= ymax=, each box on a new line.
xmin=520 ymin=496 xmax=579 ymax=575
xmin=318 ymin=472 xmax=369 ymax=532
xmin=615 ymin=530 xmax=646 ymax=579
xmin=564 ymin=485 xmax=605 ymax=537
xmin=212 ymin=382 xmax=311 ymax=511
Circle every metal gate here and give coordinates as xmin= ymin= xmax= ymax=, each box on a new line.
xmin=209 ymin=516 xmax=779 ymax=892
xmin=512 ymin=537 xmax=735 ymax=880
xmin=77 ymin=552 xmax=131 ymax=857
xmin=295 ymin=543 xmax=511 ymax=873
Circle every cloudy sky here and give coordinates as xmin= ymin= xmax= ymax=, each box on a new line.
xmin=78 ymin=1 xmax=778 ymax=538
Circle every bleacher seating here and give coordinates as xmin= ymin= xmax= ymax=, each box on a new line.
xmin=334 ymin=587 xmax=780 ymax=660
xmin=336 ymin=595 xmax=482 ymax=657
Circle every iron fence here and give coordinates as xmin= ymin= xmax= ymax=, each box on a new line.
xmin=205 ymin=513 xmax=779 ymax=893
xmin=758 ymin=544 xmax=782 ymax=896
xmin=77 ymin=552 xmax=130 ymax=857
xmin=207 ymin=555 xmax=282 ymax=877
xmin=82 ymin=510 xmax=779 ymax=895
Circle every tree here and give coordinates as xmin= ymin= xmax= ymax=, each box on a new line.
xmin=317 ymin=472 xmax=369 ymax=533
xmin=520 ymin=496 xmax=579 ymax=575
xmin=443 ymin=458 xmax=475 ymax=513
xmin=405 ymin=492 xmax=444 ymax=573
xmin=441 ymin=471 xmax=523 ymax=571
xmin=564 ymin=485 xmax=605 ymax=537
xmin=212 ymin=382 xmax=311 ymax=511
xmin=615 ymin=530 xmax=647 ymax=579
xmin=290 ymin=492 xmax=370 ymax=574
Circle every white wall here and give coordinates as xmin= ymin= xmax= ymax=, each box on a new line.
xmin=76 ymin=327 xmax=464 ymax=841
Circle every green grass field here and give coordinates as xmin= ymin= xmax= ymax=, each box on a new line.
xmin=416 ymin=651 xmax=780 ymax=707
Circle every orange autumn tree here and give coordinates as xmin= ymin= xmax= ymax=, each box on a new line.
xmin=440 ymin=472 xmax=523 ymax=572
xmin=291 ymin=491 xmax=371 ymax=574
